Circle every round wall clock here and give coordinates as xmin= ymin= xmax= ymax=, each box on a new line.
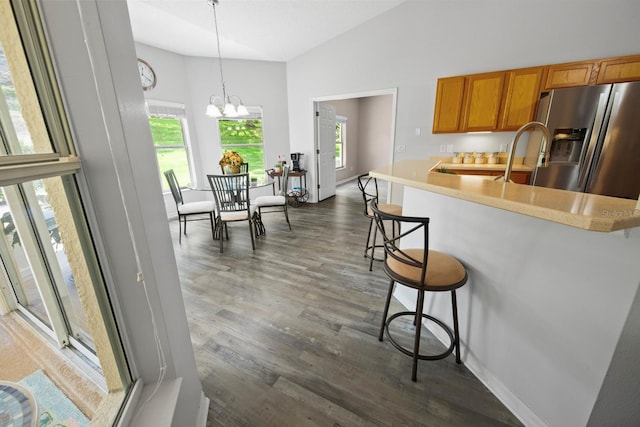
xmin=137 ymin=58 xmax=156 ymax=91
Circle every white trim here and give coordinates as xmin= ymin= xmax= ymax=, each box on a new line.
xmin=0 ymin=158 xmax=80 ymax=186
xmin=393 ymin=289 xmax=544 ymax=426
xmin=197 ymin=392 xmax=210 ymax=427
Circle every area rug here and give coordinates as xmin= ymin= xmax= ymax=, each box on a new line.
xmin=18 ymin=370 xmax=88 ymax=427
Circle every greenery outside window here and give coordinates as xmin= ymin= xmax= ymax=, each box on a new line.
xmin=147 ymin=101 xmax=192 ymax=191
xmin=336 ymin=115 xmax=346 ymax=169
xmin=219 ymin=107 xmax=265 ymax=182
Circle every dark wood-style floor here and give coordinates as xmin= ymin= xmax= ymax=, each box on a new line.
xmin=172 ymin=181 xmax=523 ymax=427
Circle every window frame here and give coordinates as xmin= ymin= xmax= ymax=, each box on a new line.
xmin=146 ymin=100 xmax=193 ymax=191
xmin=335 ymin=115 xmax=347 ymax=169
xmin=218 ymin=106 xmax=266 ymax=181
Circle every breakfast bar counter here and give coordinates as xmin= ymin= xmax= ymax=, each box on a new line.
xmin=368 ymin=159 xmax=640 ymax=426
xmin=370 ymin=159 xmax=640 ymax=232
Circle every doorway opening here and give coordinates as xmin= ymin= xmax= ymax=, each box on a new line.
xmin=313 ymin=88 xmax=397 ymax=203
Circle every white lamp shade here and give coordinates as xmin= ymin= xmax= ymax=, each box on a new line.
xmin=206 ymin=104 xmax=222 ymax=117
xmin=236 ymin=105 xmax=249 ymax=116
xmin=223 ymin=103 xmax=238 ymax=117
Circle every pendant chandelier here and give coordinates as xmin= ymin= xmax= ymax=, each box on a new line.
xmin=205 ymin=0 xmax=249 ymax=118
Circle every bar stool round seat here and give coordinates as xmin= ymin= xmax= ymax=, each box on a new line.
xmin=371 ymin=202 xmax=468 ymax=382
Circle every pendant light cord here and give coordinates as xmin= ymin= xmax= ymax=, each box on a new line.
xmin=210 ymin=0 xmax=228 ymax=102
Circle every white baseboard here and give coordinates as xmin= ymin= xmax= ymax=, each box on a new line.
xmin=197 ymin=391 xmax=210 ymax=427
xmin=393 ymin=289 xmax=547 ymax=427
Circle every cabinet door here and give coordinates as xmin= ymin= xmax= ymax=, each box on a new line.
xmin=500 ymin=67 xmax=544 ymax=131
xmin=461 ymin=71 xmax=506 ymax=132
xmin=543 ymin=61 xmax=596 ymax=90
xmin=597 ymin=55 xmax=640 ymax=84
xmin=433 ymin=76 xmax=466 ymax=133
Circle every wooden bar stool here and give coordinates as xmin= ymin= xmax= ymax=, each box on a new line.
xmin=357 ymin=174 xmax=402 ymax=271
xmin=370 ymin=201 xmax=468 ymax=382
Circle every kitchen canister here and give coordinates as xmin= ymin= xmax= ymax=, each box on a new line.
xmin=487 ymin=152 xmax=499 ymax=164
xmin=451 ymin=152 xmax=462 ymax=164
xmin=474 ymin=153 xmax=486 ymax=164
xmin=463 ymin=152 xmax=475 ymax=164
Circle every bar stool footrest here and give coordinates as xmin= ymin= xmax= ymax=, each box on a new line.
xmin=384 ymin=311 xmax=455 ymax=361
xmin=364 ymin=244 xmax=384 ymax=262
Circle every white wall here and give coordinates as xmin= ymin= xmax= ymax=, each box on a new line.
xmin=358 ymin=95 xmax=394 ymax=175
xmin=287 ymin=0 xmax=640 ymax=204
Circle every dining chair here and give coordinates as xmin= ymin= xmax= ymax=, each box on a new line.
xmin=207 ymin=173 xmax=257 ymax=252
xmin=253 ymin=164 xmax=292 ymax=232
xmin=164 ymin=169 xmax=216 ymax=244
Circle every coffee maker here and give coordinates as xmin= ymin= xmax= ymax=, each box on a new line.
xmin=290 ymin=152 xmax=304 ymax=171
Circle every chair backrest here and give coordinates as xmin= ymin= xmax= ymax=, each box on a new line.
xmin=370 ymin=200 xmax=430 ymax=286
xmin=281 ymin=164 xmax=290 ymax=195
xmin=207 ymin=173 xmax=251 ymax=216
xmin=164 ymin=169 xmax=183 ymax=206
xmin=357 ymin=174 xmax=379 ymax=217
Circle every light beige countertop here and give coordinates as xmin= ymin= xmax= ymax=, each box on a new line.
xmin=370 ymin=159 xmax=640 ymax=232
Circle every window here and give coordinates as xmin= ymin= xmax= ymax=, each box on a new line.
xmin=218 ymin=107 xmax=265 ymax=182
xmin=0 ymin=2 xmax=130 ymax=423
xmin=336 ymin=116 xmax=347 ymax=169
xmin=147 ymin=101 xmax=191 ymax=191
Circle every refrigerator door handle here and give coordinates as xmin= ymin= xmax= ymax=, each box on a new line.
xmin=577 ymin=91 xmax=610 ymax=191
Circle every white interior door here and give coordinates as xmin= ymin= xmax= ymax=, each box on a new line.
xmin=316 ymin=102 xmax=336 ymax=201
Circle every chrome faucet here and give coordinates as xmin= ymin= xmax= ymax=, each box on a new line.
xmin=503 ymin=121 xmax=551 ymax=183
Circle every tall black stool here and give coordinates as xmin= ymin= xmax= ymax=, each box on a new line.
xmin=370 ymin=201 xmax=467 ymax=382
xmin=357 ymin=174 xmax=402 ymax=271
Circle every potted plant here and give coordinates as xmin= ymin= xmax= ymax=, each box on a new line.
xmin=219 ymin=150 xmax=243 ymax=174
xmin=274 ymin=162 xmax=282 ymax=173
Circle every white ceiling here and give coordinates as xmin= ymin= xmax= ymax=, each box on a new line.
xmin=127 ymin=0 xmax=407 ymax=62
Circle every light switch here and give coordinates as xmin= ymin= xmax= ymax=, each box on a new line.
xmin=415 ymin=127 xmax=421 ymax=136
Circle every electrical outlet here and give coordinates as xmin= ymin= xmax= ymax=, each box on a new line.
xmin=500 ymin=143 xmax=508 ymax=152
xmin=440 ymin=145 xmax=447 ymax=153
xmin=446 ymin=144 xmax=453 ymax=152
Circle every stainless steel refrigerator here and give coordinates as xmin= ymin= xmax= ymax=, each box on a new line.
xmin=528 ymin=81 xmax=640 ymax=200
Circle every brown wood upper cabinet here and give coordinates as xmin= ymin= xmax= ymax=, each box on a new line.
xmin=433 ymin=67 xmax=543 ymax=133
xmin=460 ymin=71 xmax=506 ymax=132
xmin=500 ymin=67 xmax=544 ymax=131
xmin=543 ymin=60 xmax=596 ymax=90
xmin=433 ymin=54 xmax=640 ymax=134
xmin=596 ymin=54 xmax=640 ymax=84
xmin=433 ymin=76 xmax=466 ymax=133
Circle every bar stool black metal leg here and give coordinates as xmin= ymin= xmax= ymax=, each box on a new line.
xmin=451 ymin=290 xmax=461 ymax=364
xmin=379 ymin=280 xmax=395 ymax=341
xmin=364 ymin=217 xmax=374 ymax=258
xmin=369 ymin=225 xmax=378 ymax=271
xmin=412 ymin=290 xmax=425 ymax=382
